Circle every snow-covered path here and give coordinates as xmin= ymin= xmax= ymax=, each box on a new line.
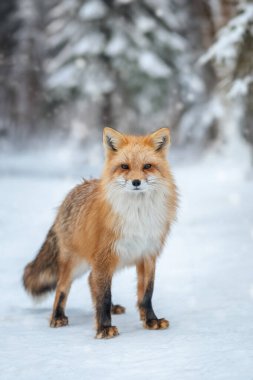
xmin=0 ymin=155 xmax=253 ymax=380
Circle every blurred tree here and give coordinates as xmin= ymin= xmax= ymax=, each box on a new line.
xmin=2 ymin=0 xmax=251 ymax=158
xmin=14 ymin=0 xmax=47 ymax=138
xmin=232 ymin=4 xmax=253 ymax=164
xmin=174 ymin=0 xmax=219 ymax=148
xmin=0 ymin=0 xmax=48 ymax=142
xmin=45 ymin=0 xmax=222 ymax=148
xmin=45 ymin=0 xmax=187 ymax=135
xmin=0 ymin=0 xmax=19 ymax=138
xmin=202 ymin=1 xmax=253 ymax=161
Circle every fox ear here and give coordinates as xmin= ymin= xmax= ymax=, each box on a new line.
xmin=103 ymin=127 xmax=126 ymax=152
xmin=148 ymin=128 xmax=170 ymax=152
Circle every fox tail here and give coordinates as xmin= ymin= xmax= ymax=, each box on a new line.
xmin=23 ymin=227 xmax=59 ymax=298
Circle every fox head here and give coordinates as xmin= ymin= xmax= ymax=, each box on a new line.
xmin=102 ymin=127 xmax=172 ymax=194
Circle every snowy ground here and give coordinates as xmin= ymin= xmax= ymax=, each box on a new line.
xmin=0 ymin=149 xmax=253 ymax=380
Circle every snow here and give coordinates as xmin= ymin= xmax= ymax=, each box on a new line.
xmin=139 ymin=51 xmax=171 ymax=78
xmin=106 ymin=33 xmax=128 ymax=57
xmin=47 ymin=64 xmax=79 ymax=89
xmin=177 ymin=98 xmax=223 ymax=146
xmin=135 ymin=15 xmax=156 ymax=33
xmin=83 ymin=64 xmax=115 ymax=97
xmin=200 ymin=4 xmax=253 ymax=68
xmin=156 ymin=29 xmax=186 ymax=51
xmin=116 ymin=0 xmax=135 ymax=4
xmin=47 ymin=19 xmax=66 ymax=35
xmin=74 ymin=33 xmax=105 ymax=56
xmin=50 ymin=2 xmax=74 ymax=20
xmin=229 ymin=76 xmax=253 ymax=98
xmin=1 ymin=148 xmax=253 ymax=379
xmin=79 ymin=0 xmax=108 ymax=20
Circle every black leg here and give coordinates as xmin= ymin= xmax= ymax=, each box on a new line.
xmin=89 ymin=270 xmax=119 ymax=339
xmin=139 ymin=280 xmax=157 ymax=321
xmin=137 ymin=258 xmax=169 ymax=330
xmin=50 ymin=291 xmax=69 ymax=327
xmin=54 ymin=292 xmax=66 ymax=319
xmin=96 ymin=284 xmax=112 ymax=330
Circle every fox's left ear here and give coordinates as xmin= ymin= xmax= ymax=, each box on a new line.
xmin=148 ymin=128 xmax=170 ymax=152
xmin=103 ymin=127 xmax=126 ymax=153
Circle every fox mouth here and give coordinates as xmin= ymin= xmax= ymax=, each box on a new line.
xmin=113 ymin=177 xmax=152 ymax=192
xmin=125 ymin=183 xmax=149 ymax=192
xmin=130 ymin=187 xmax=146 ymax=192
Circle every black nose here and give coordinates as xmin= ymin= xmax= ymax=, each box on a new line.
xmin=132 ymin=179 xmax=141 ymax=187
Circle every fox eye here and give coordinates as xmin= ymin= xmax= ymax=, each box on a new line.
xmin=121 ymin=164 xmax=129 ymax=170
xmin=143 ymin=164 xmax=152 ymax=170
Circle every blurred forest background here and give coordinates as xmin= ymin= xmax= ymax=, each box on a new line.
xmin=2 ymin=2 xmax=253 ymax=377
xmin=0 ymin=0 xmax=253 ymax=162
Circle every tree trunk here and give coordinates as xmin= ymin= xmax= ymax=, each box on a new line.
xmin=101 ymin=92 xmax=113 ymax=127
xmin=233 ymin=28 xmax=253 ymax=161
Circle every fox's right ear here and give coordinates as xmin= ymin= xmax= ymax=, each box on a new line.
xmin=103 ymin=127 xmax=126 ymax=153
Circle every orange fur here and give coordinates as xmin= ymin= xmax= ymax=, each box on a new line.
xmin=23 ymin=127 xmax=178 ymax=338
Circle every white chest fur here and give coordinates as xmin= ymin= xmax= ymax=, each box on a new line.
xmin=108 ymin=189 xmax=170 ymax=267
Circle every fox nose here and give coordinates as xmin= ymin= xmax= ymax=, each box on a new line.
xmin=132 ymin=179 xmax=141 ymax=187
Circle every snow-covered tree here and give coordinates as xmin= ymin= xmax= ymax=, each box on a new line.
xmin=45 ymin=0 xmax=188 ymax=135
xmin=3 ymin=0 xmax=248 ymax=155
xmin=173 ymin=0 xmax=219 ymax=148
xmin=14 ymin=0 xmax=47 ymax=137
xmin=201 ymin=2 xmax=253 ymax=160
xmin=44 ymin=0 xmax=222 ymax=148
xmin=0 ymin=0 xmax=19 ymax=138
xmin=0 ymin=0 xmax=48 ymax=142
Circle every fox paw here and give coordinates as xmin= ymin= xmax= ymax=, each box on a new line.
xmin=50 ymin=315 xmax=69 ymax=328
xmin=96 ymin=326 xmax=119 ymax=339
xmin=139 ymin=309 xmax=145 ymax=321
xmin=111 ymin=304 xmax=126 ymax=315
xmin=143 ymin=318 xmax=169 ymax=330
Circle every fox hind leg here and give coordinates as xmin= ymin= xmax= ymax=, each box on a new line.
xmin=50 ymin=261 xmax=72 ymax=328
xmin=111 ymin=303 xmax=126 ymax=315
xmin=50 ymin=291 xmax=69 ymax=327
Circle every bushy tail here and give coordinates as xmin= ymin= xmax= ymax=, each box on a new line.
xmin=23 ymin=227 xmax=59 ymax=298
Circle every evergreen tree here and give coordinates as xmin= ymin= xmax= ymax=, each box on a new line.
xmin=202 ymin=2 xmax=253 ymax=160
xmin=0 ymin=0 xmax=19 ymax=138
xmin=0 ymin=0 xmax=48 ymax=141
xmin=14 ymin=0 xmax=47 ymax=137
xmin=45 ymin=0 xmax=187 ymax=134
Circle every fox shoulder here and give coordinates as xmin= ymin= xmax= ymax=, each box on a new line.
xmin=56 ymin=179 xmax=100 ymax=225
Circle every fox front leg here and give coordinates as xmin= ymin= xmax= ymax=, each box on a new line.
xmin=136 ymin=257 xmax=169 ymax=330
xmin=89 ymin=270 xmax=119 ymax=339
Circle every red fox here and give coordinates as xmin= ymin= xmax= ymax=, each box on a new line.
xmin=23 ymin=127 xmax=178 ymax=339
